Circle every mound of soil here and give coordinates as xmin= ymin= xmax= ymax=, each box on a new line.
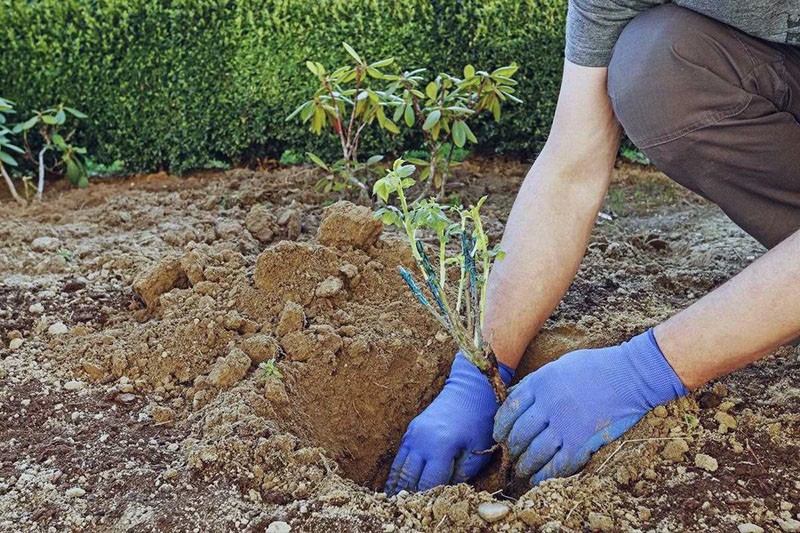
xmin=1 ymin=161 xmax=797 ymax=532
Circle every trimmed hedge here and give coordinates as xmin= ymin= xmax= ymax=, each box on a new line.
xmin=0 ymin=0 xmax=566 ymax=173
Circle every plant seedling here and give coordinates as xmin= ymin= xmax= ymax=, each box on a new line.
xmin=0 ymin=98 xmax=26 ymax=206
xmin=259 ymin=359 xmax=283 ymax=380
xmin=374 ymin=159 xmax=508 ymax=402
xmin=13 ymin=104 xmax=89 ymax=201
xmin=390 ymin=64 xmax=521 ymax=200
xmin=287 ymin=43 xmax=397 ymax=195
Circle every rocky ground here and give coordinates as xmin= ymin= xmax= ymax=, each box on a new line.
xmin=0 ymin=160 xmax=798 ymax=532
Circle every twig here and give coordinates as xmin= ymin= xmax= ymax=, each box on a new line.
xmin=0 ymin=164 xmax=26 ymax=206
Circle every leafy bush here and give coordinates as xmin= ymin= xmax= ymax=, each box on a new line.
xmin=0 ymin=0 xmax=566 ymax=174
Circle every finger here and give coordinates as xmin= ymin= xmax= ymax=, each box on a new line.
xmin=493 ymin=374 xmax=538 ymax=442
xmin=417 ymin=457 xmax=455 ymax=491
xmin=515 ymin=426 xmax=560 ymax=479
xmin=452 ymin=449 xmax=492 ymax=484
xmin=394 ymin=452 xmax=425 ymax=493
xmin=533 ymin=449 xmax=582 ymax=485
xmin=506 ymin=407 xmax=548 ymax=460
xmin=384 ymin=445 xmax=410 ymax=495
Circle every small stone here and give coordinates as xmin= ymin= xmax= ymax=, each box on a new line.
xmin=339 ymin=263 xmax=358 ymax=279
xmin=63 ymin=380 xmax=85 ymax=391
xmin=737 ymin=524 xmax=764 ymax=533
xmin=31 ymin=236 xmax=61 ymax=252
xmin=9 ymin=338 xmax=23 ymax=350
xmin=317 ymin=201 xmax=383 ymax=250
xmin=588 ymin=511 xmax=614 ymax=532
xmin=477 ymin=502 xmax=510 ymax=523
xmin=116 ymin=393 xmax=137 ymax=404
xmin=206 ymin=348 xmax=251 ymax=388
xmin=48 ymin=322 xmax=68 ymax=335
xmin=711 ymin=382 xmax=728 ymax=397
xmin=653 ymin=405 xmax=668 ymax=418
xmin=435 ymin=330 xmax=449 ymax=343
xmin=164 ymin=468 xmax=179 ymax=480
xmin=66 ymin=487 xmax=86 ymax=498
xmin=82 ymin=362 xmax=106 ymax=381
xmin=695 ymin=453 xmax=718 ymax=472
xmin=266 ymin=521 xmax=291 ymax=533
xmin=779 ymin=518 xmax=800 ymax=532
xmin=241 ymin=334 xmax=281 ymax=364
xmin=151 ymin=405 xmax=176 ymax=424
xmin=715 ymin=410 xmax=738 ymax=430
xmin=315 ymin=276 xmax=343 ymax=298
xmin=781 ymin=502 xmax=795 ymax=512
xmin=661 ymin=439 xmax=689 ymax=462
xmin=245 ymin=204 xmax=277 ymax=244
xmin=276 ymin=302 xmax=304 ymax=337
xmin=29 ymin=303 xmax=44 ymax=314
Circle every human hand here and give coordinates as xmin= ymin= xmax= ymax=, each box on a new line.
xmin=494 ymin=329 xmax=687 ymax=485
xmin=384 ymin=352 xmax=514 ymax=494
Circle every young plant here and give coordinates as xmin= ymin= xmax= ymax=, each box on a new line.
xmin=374 ymin=159 xmax=507 ymax=402
xmin=0 ymin=98 xmax=26 ymax=206
xmin=390 ymin=64 xmax=521 ymax=199
xmin=259 ymin=359 xmax=283 ymax=380
xmin=287 ymin=43 xmax=398 ymax=195
xmin=13 ymin=104 xmax=89 ymax=201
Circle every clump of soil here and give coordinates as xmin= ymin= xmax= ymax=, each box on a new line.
xmin=1 ymin=161 xmax=798 ymax=532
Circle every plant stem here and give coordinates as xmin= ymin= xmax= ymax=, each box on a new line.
xmin=0 ymin=163 xmax=26 ymax=206
xmin=36 ymin=146 xmax=48 ymax=202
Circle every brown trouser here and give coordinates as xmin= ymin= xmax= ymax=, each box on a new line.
xmin=608 ymin=4 xmax=800 ymax=249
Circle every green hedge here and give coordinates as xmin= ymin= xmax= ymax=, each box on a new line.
xmin=0 ymin=0 xmax=566 ymax=173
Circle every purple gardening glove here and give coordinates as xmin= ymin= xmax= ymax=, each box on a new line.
xmin=384 ymin=352 xmax=514 ymax=494
xmin=494 ymin=329 xmax=688 ymax=486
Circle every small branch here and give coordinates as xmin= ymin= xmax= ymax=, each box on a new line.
xmin=37 ymin=146 xmax=48 ymax=202
xmin=0 ymin=164 xmax=26 ymax=206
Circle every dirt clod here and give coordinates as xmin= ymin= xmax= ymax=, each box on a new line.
xmin=695 ymin=453 xmax=719 ymax=472
xmin=132 ymin=256 xmax=188 ymax=308
xmin=205 ymin=348 xmax=252 ymax=388
xmin=317 ymin=200 xmax=383 ymax=250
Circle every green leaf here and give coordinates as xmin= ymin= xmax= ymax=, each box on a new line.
xmin=0 ymin=150 xmax=18 ymax=166
xmin=305 ymin=61 xmax=319 ymax=76
xmin=425 ymin=81 xmax=437 ymax=100
xmin=452 ymin=121 xmax=466 ymax=148
xmin=491 ymin=64 xmax=519 ymax=78
xmin=342 ymin=42 xmax=362 ymax=64
xmin=370 ymin=57 xmax=394 ymax=68
xmin=392 ymin=104 xmax=404 ymax=123
xmin=396 ymin=164 xmax=415 ymax=178
xmin=462 ymin=121 xmax=478 ymax=144
xmin=42 ymin=114 xmax=58 ymax=125
xmin=463 ymin=64 xmax=475 ymax=78
xmin=366 ymin=154 xmax=384 ymax=166
xmin=306 ymin=152 xmax=330 ymax=171
xmin=372 ymin=178 xmax=390 ymax=203
xmin=286 ymin=101 xmax=309 ymax=121
xmin=64 ymin=107 xmax=87 ymax=118
xmin=55 ymin=109 xmax=66 ymax=125
xmin=383 ymin=119 xmax=400 ymax=134
xmin=52 ymin=133 xmax=67 ymax=150
xmin=15 ymin=116 xmax=38 ymax=132
xmin=422 ymin=110 xmax=441 ymax=131
xmin=404 ymin=104 xmax=415 ymax=127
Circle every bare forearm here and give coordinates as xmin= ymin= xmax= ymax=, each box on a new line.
xmin=484 ymin=61 xmax=621 ymax=368
xmin=656 ymin=229 xmax=800 ymax=389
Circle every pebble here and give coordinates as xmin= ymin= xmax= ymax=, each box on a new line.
xmin=738 ymin=524 xmax=764 ymax=533
xmin=315 ymin=276 xmax=343 ymax=298
xmin=695 ymin=453 xmax=718 ymax=472
xmin=587 ymin=511 xmax=614 ymax=532
xmin=477 ymin=502 xmax=510 ymax=523
xmin=66 ymin=487 xmax=86 ymax=498
xmin=48 ymin=322 xmax=68 ymax=335
xmin=31 ymin=236 xmax=61 ymax=252
xmin=779 ymin=518 xmax=800 ymax=532
xmin=266 ymin=521 xmax=291 ymax=533
xmin=661 ymin=439 xmax=689 ymax=461
xmin=63 ymin=380 xmax=85 ymax=391
xmin=9 ymin=338 xmax=23 ymax=350
xmin=29 ymin=303 xmax=44 ymax=314
xmin=653 ymin=405 xmax=668 ymax=418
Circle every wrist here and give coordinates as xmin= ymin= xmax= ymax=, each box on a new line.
xmin=609 ymin=329 xmax=689 ymax=409
xmin=653 ymin=322 xmax=706 ymax=390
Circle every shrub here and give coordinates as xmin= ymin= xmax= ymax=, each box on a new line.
xmin=0 ymin=0 xmax=566 ymax=173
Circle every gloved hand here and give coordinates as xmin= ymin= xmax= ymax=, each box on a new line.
xmin=494 ymin=329 xmax=688 ymax=486
xmin=384 ymin=352 xmax=514 ymax=494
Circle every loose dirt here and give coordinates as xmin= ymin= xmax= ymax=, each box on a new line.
xmin=0 ymin=160 xmax=797 ymax=532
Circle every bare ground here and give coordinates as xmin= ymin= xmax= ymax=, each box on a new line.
xmin=0 ymin=160 xmax=798 ymax=532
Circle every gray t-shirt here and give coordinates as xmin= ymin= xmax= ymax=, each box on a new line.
xmin=566 ymin=0 xmax=800 ymax=66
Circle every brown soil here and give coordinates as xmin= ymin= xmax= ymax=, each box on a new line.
xmin=0 ymin=160 xmax=797 ymax=532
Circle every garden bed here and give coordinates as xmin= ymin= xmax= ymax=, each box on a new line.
xmin=0 ymin=160 xmax=798 ymax=531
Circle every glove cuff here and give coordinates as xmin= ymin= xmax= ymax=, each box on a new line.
xmin=615 ymin=329 xmax=689 ymax=408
